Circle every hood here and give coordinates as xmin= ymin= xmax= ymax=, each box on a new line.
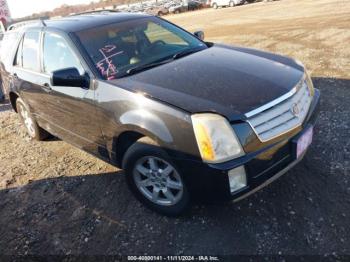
xmin=111 ymin=44 xmax=304 ymax=121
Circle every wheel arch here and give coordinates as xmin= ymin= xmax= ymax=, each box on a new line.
xmin=111 ymin=124 xmax=172 ymax=168
xmin=9 ymin=91 xmax=19 ymax=112
xmin=106 ymin=105 xmax=196 ymax=168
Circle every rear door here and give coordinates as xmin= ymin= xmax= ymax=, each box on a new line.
xmin=12 ymin=30 xmax=49 ymax=117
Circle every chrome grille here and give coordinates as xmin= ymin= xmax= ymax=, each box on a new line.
xmin=246 ymin=79 xmax=312 ymax=142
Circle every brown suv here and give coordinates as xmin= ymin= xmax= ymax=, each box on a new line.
xmin=0 ymin=13 xmax=320 ymax=216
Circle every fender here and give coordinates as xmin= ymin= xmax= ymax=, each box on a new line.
xmin=120 ymin=109 xmax=173 ymax=143
xmin=105 ymin=108 xmax=175 ymax=158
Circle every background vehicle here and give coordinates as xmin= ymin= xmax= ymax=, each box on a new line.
xmin=188 ymin=1 xmax=204 ymax=11
xmin=169 ymin=3 xmax=188 ymax=13
xmin=169 ymin=0 xmax=203 ymax=13
xmin=145 ymin=6 xmax=169 ymax=16
xmin=210 ymin=0 xmax=244 ymax=8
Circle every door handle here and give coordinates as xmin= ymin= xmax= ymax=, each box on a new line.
xmin=42 ymin=83 xmax=52 ymax=92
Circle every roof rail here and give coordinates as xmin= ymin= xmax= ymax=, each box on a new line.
xmin=7 ymin=19 xmax=47 ymax=31
xmin=68 ymin=9 xmax=119 ymax=16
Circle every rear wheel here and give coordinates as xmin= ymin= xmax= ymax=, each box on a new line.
xmin=16 ymin=98 xmax=49 ymax=141
xmin=229 ymin=1 xmax=236 ymax=7
xmin=212 ymin=3 xmax=218 ymax=9
xmin=123 ymin=138 xmax=190 ymax=216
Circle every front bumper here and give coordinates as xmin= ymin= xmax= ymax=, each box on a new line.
xmin=174 ymin=89 xmax=320 ymax=201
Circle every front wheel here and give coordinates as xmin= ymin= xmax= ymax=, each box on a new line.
xmin=212 ymin=3 xmax=218 ymax=9
xmin=123 ymin=138 xmax=190 ymax=216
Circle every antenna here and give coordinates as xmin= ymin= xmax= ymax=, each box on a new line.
xmin=40 ymin=18 xmax=47 ymax=27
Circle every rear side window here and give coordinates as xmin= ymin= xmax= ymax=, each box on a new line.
xmin=0 ymin=32 xmax=20 ymax=65
xmin=43 ymin=32 xmax=83 ymax=74
xmin=22 ymin=31 xmax=40 ymax=71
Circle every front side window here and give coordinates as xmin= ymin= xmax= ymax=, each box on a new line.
xmin=43 ymin=32 xmax=83 ymax=74
xmin=75 ymin=17 xmax=206 ymax=80
xmin=22 ymin=31 xmax=40 ymax=71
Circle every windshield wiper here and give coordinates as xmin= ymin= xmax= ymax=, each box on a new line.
xmin=124 ymin=47 xmax=205 ymax=77
xmin=172 ymin=47 xmax=204 ymax=60
xmin=125 ymin=59 xmax=172 ymax=76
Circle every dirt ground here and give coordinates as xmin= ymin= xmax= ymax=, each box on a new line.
xmin=0 ymin=0 xmax=349 ymax=256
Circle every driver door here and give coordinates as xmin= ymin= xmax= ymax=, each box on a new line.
xmin=39 ymin=30 xmax=104 ymax=155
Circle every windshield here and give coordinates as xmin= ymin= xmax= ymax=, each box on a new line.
xmin=75 ymin=17 xmax=207 ymax=80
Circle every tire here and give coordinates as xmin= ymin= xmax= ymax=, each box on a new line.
xmin=122 ymin=137 xmax=190 ymax=216
xmin=229 ymin=1 xmax=236 ymax=7
xmin=16 ymin=98 xmax=49 ymax=141
xmin=212 ymin=3 xmax=218 ymax=9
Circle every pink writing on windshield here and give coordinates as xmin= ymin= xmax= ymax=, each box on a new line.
xmin=96 ymin=45 xmax=124 ymax=80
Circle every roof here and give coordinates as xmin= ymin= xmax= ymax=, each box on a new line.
xmin=13 ymin=12 xmax=151 ymax=33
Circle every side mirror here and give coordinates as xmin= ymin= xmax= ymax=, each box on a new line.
xmin=194 ymin=30 xmax=205 ymax=41
xmin=51 ymin=67 xmax=89 ymax=89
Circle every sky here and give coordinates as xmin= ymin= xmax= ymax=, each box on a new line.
xmin=7 ymin=0 xmax=97 ymax=18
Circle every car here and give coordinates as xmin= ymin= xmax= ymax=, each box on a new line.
xmin=209 ymin=0 xmax=244 ymax=9
xmin=0 ymin=12 xmax=320 ymax=216
xmin=168 ymin=3 xmax=188 ymax=14
xmin=164 ymin=1 xmax=178 ymax=9
xmin=144 ymin=5 xmax=169 ymax=16
xmin=188 ymin=0 xmax=204 ymax=11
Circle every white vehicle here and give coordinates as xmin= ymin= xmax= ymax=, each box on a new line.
xmin=209 ymin=0 xmax=244 ymax=9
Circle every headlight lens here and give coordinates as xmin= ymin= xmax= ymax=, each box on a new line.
xmin=191 ymin=113 xmax=244 ymax=163
xmin=305 ymin=71 xmax=315 ymax=97
xmin=295 ymin=59 xmax=315 ymax=97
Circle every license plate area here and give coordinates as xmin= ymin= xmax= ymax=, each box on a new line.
xmin=296 ymin=126 xmax=313 ymax=159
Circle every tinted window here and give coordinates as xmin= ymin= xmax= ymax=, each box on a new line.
xmin=22 ymin=31 xmax=40 ymax=71
xmin=76 ymin=17 xmax=206 ymax=80
xmin=43 ymin=32 xmax=83 ymax=74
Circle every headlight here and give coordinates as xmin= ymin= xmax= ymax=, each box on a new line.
xmin=191 ymin=113 xmax=244 ymax=163
xmin=295 ymin=59 xmax=315 ymax=97
xmin=305 ymin=71 xmax=315 ymax=97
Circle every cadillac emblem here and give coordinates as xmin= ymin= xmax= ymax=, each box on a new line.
xmin=291 ymin=103 xmax=300 ymax=117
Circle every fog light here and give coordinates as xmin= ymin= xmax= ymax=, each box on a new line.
xmin=228 ymin=166 xmax=247 ymax=193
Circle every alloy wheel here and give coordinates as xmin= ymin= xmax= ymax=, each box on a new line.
xmin=133 ymin=156 xmax=184 ymax=206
